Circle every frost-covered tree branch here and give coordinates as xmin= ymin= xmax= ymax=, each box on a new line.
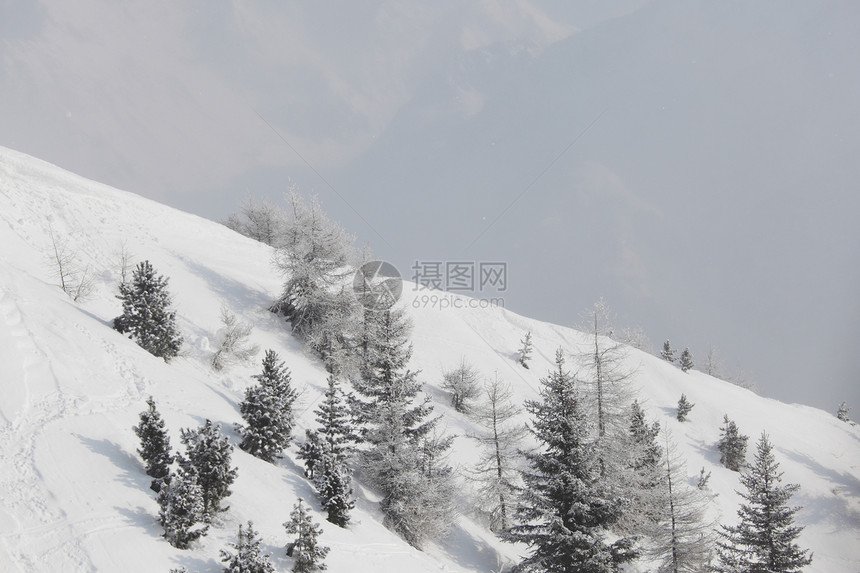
xmin=212 ymin=306 xmax=259 ymax=371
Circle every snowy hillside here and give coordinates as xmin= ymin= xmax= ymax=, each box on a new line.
xmin=0 ymin=146 xmax=858 ymax=572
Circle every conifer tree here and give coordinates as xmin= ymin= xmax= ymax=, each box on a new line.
xmin=132 ymin=396 xmax=174 ymax=492
xmin=315 ymin=375 xmax=358 ymax=459
xmin=718 ymin=415 xmax=748 ymax=472
xmin=307 ymin=375 xmax=358 ymax=527
xmin=715 ymin=433 xmax=812 ymax=572
xmin=676 ymin=394 xmax=694 ymax=422
xmin=236 ymin=350 xmax=299 ymax=462
xmin=113 ymin=260 xmax=182 ymax=360
xmin=180 ymin=420 xmax=238 ymax=517
xmin=219 ymin=521 xmax=275 ymax=573
xmin=297 ymin=430 xmax=324 ymax=480
xmin=284 ymin=499 xmax=330 ymax=573
xmin=518 ymin=331 xmax=533 ymax=369
xmin=316 ymin=463 xmax=354 ymax=528
xmin=158 ymin=463 xmax=209 ymax=549
xmin=620 ymin=400 xmax=664 ymax=534
xmin=649 ymin=435 xmax=715 ymax=572
xmin=467 ymin=374 xmax=527 ymax=531
xmin=662 ymin=339 xmax=676 ymax=363
xmin=679 ymin=348 xmax=694 ymax=373
xmin=441 ymin=358 xmax=481 ymax=413
xmin=350 ymin=307 xmax=454 ymax=547
xmin=629 ymin=400 xmax=662 ymax=472
xmin=836 ymin=402 xmax=851 ymax=422
xmin=504 ymin=349 xmax=636 ymax=572
xmin=697 ymin=467 xmax=712 ymax=490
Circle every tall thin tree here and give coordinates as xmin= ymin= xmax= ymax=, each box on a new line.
xmin=467 ymin=373 xmax=528 ymax=531
xmin=648 ymin=434 xmax=715 ymax=572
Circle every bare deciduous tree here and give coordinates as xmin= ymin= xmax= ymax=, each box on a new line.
xmin=466 ymin=374 xmax=527 ymax=531
xmin=47 ymin=225 xmax=95 ymax=302
xmin=212 ymin=306 xmax=260 ymax=371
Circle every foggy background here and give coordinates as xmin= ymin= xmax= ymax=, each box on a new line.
xmin=2 ymin=0 xmax=858 ymax=413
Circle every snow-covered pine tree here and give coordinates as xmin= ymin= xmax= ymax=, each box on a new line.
xmin=629 ymin=401 xmax=662 ymax=472
xmin=715 ymin=432 xmax=812 ymax=573
xmin=679 ymin=348 xmax=694 ymax=373
xmin=518 ymin=331 xmax=533 ymax=369
xmin=676 ymin=394 xmax=694 ymax=422
xmin=661 ymin=339 xmax=676 ymax=363
xmin=236 ymin=349 xmax=299 ymax=462
xmin=158 ymin=462 xmax=209 ymax=549
xmin=315 ymin=375 xmax=358 ymax=460
xmin=297 ymin=430 xmax=324 ymax=480
xmin=718 ymin=415 xmax=748 ymax=472
xmin=113 ymin=260 xmax=182 ymax=361
xmin=504 ymin=348 xmax=636 ymax=572
xmin=180 ymin=420 xmax=238 ymax=518
xmin=309 ymin=374 xmax=358 ymax=527
xmin=349 ymin=307 xmax=454 ymax=547
xmin=284 ymin=499 xmax=330 ymax=573
xmin=316 ymin=463 xmax=354 ymax=528
xmin=219 ymin=521 xmax=275 ymax=573
xmin=648 ymin=434 xmax=715 ymax=572
xmin=467 ymin=374 xmax=527 ymax=531
xmin=441 ymin=358 xmax=481 ymax=413
xmin=132 ymin=396 xmax=174 ymax=492
xmin=837 ymin=401 xmax=851 ymax=422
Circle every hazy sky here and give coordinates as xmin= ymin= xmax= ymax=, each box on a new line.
xmin=2 ymin=0 xmax=858 ymax=413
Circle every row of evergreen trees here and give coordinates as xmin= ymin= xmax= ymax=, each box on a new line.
xmin=217 ymin=505 xmax=329 ymax=573
xmin=133 ymin=401 xmax=237 ymax=548
xmin=134 ymin=392 xmax=330 ymax=572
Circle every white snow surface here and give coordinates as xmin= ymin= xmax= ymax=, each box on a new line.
xmin=0 ymin=146 xmax=857 ymax=572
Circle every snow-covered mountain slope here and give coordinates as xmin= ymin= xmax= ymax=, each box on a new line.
xmin=0 ymin=146 xmax=857 ymax=572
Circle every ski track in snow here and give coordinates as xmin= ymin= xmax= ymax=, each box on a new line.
xmin=0 ymin=284 xmax=149 ymax=571
xmin=0 ymin=290 xmax=96 ymax=571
